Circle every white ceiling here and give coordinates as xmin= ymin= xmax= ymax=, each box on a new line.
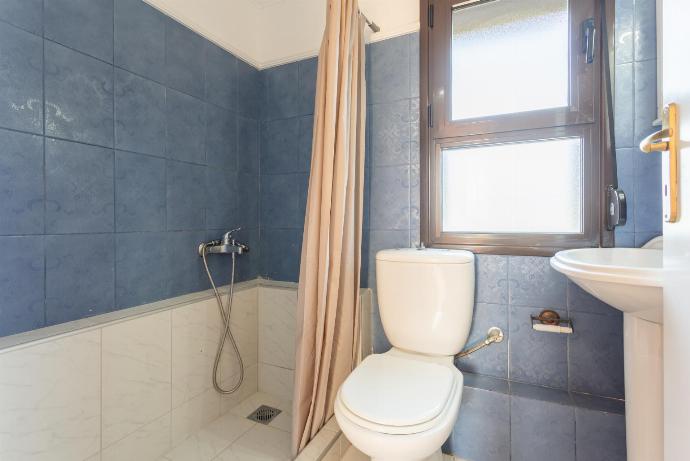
xmin=143 ymin=0 xmax=419 ymax=69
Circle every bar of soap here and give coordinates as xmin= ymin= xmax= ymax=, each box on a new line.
xmin=532 ymin=323 xmax=573 ymax=334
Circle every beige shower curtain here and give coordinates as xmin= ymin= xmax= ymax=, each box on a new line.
xmin=291 ymin=0 xmax=366 ymax=455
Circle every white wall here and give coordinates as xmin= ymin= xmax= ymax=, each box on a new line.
xmin=144 ymin=0 xmax=420 ymax=69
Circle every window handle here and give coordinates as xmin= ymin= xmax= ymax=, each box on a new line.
xmin=582 ymin=18 xmax=596 ymax=64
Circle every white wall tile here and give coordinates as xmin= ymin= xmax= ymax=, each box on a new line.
xmin=0 ymin=330 xmax=101 ymax=461
xmin=259 ymin=363 xmax=294 ymax=401
xmin=259 ymin=287 xmax=297 ymax=370
xmin=171 ymin=299 xmax=222 ymax=406
xmin=220 ymin=287 xmax=259 ymax=382
xmin=220 ymin=363 xmax=259 ymax=414
xmin=102 ymin=311 xmax=172 ymax=447
xmin=101 ymin=413 xmax=171 ymax=461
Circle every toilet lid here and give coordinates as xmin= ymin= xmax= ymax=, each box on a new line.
xmin=339 ymin=354 xmax=455 ymax=427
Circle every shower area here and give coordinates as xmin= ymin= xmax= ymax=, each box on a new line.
xmin=0 ymin=0 xmax=322 ymax=459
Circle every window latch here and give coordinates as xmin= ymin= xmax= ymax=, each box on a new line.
xmin=606 ymin=185 xmax=627 ymax=231
xmin=582 ymin=18 xmax=596 ymax=64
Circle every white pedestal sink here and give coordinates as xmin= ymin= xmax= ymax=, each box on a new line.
xmin=551 ymin=245 xmax=663 ymax=461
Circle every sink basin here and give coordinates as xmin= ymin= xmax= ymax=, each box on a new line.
xmin=550 ymin=247 xmax=663 ymax=323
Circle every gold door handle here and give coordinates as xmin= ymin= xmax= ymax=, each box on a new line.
xmin=639 ymin=128 xmax=672 ymax=153
xmin=639 ymin=103 xmax=679 ymax=222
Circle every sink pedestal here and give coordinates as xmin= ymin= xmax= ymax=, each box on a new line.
xmin=624 ymin=314 xmax=663 ymax=461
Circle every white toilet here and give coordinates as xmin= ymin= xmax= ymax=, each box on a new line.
xmin=335 ymin=248 xmax=475 ymax=461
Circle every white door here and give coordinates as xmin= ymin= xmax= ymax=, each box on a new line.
xmin=662 ymin=1 xmax=690 ymax=459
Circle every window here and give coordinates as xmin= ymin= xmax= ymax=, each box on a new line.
xmin=421 ymin=0 xmax=614 ymax=255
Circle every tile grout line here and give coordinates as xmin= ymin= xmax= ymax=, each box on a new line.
xmin=41 ymin=0 xmax=47 ymax=329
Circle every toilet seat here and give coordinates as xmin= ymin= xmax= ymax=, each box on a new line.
xmin=336 ymin=350 xmax=463 ymax=435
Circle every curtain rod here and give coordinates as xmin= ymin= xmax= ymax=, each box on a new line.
xmin=361 ymin=12 xmax=380 ymax=32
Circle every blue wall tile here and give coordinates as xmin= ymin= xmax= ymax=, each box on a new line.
xmin=45 ymin=233 xmax=115 ymax=324
xmin=509 ymin=306 xmax=568 ymax=389
xmin=114 ymin=69 xmax=166 ymax=156
xmin=165 ymin=89 xmax=206 ymax=164
xmin=206 ymin=167 xmax=239 ymax=230
xmin=166 ymin=160 xmax=206 ymax=231
xmin=0 ymin=0 xmax=42 ymax=35
xmin=0 ymin=22 xmax=43 ymax=134
xmin=567 ymin=281 xmax=621 ymax=316
xmin=370 ymin=165 xmax=412 ymax=231
xmin=456 ymin=303 xmax=509 ymax=379
xmin=575 ymin=408 xmax=627 ymax=461
xmin=166 ymin=230 xmax=206 ymax=297
xmin=450 ymin=387 xmax=510 ymax=461
xmin=263 ymin=62 xmax=301 ymax=120
xmin=205 ymin=43 xmax=238 ymax=111
xmin=370 ymin=100 xmax=412 ymax=167
xmin=114 ymin=0 xmax=166 ymax=83
xmin=410 ymin=32 xmax=420 ymax=98
xmin=115 ymin=150 xmax=166 ymax=232
xmin=0 ymin=129 xmax=44 ymax=235
xmin=165 ymin=18 xmax=205 ymax=99
xmin=508 ymin=256 xmax=567 ymax=309
xmin=634 ymin=231 xmax=660 ymax=248
xmin=238 ymin=117 xmax=259 ymax=174
xmin=569 ymin=312 xmax=625 ymax=399
xmin=368 ymin=34 xmax=411 ymax=104
xmin=633 ymin=60 xmax=658 ymax=144
xmin=261 ymin=117 xmax=311 ymax=174
xmin=206 ymin=104 xmax=238 ymax=170
xmin=238 ymin=59 xmax=262 ymax=119
xmin=511 ymin=396 xmax=575 ymax=461
xmin=615 ymin=0 xmax=633 ymax=64
xmin=0 ymin=236 xmax=45 ymax=336
xmin=614 ymin=63 xmax=634 ymax=148
xmin=476 ymin=255 xmax=509 ymax=304
xmin=45 ymin=41 xmax=114 ymax=147
xmin=238 ymin=173 xmax=260 ymax=229
xmin=115 ymin=232 xmax=167 ymax=309
xmin=44 ymin=0 xmax=113 ymax=63
xmin=634 ymin=149 xmax=662 ymax=233
xmin=260 ymin=228 xmax=302 ymax=282
xmin=45 ymin=138 xmax=114 ymax=233
xmin=0 ymin=1 xmax=262 ymax=338
xmin=298 ymin=57 xmax=318 ymax=116
xmin=261 ymin=173 xmax=308 ymax=230
xmin=633 ymin=0 xmax=657 ymax=62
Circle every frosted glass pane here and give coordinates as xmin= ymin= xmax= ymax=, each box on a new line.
xmin=451 ymin=0 xmax=569 ymax=120
xmin=442 ymin=138 xmax=582 ymax=233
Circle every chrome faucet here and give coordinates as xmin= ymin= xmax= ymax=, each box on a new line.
xmin=198 ymin=228 xmax=250 ymax=256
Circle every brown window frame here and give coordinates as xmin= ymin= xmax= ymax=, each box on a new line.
xmin=419 ymin=0 xmax=616 ymax=256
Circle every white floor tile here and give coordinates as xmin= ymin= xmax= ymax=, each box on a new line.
xmin=164 ymin=412 xmax=254 ymax=461
xmin=215 ymin=424 xmax=292 ymax=461
xmin=101 ymin=413 xmax=171 ymax=461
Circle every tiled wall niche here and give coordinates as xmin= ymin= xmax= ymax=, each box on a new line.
xmin=0 ymin=0 xmax=261 ymax=338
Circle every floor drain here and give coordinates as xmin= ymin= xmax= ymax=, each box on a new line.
xmin=247 ymin=405 xmax=282 ymax=425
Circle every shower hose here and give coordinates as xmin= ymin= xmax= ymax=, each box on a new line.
xmin=201 ymin=247 xmax=244 ymax=394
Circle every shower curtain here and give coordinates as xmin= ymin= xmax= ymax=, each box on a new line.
xmin=291 ymin=0 xmax=366 ymax=455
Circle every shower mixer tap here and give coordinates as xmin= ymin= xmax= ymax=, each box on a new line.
xmin=198 ymin=228 xmax=250 ymax=256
